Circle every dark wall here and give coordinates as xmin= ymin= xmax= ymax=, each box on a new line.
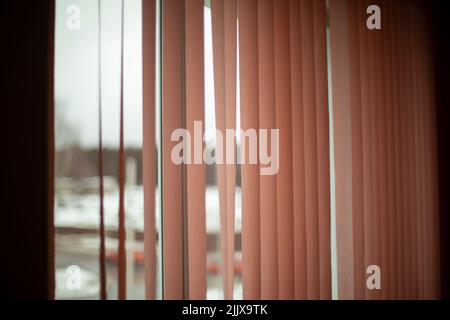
xmin=0 ymin=0 xmax=54 ymax=298
xmin=432 ymin=0 xmax=450 ymax=300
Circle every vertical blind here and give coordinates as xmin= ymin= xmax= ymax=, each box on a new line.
xmin=236 ymin=0 xmax=331 ymax=299
xmin=97 ymin=0 xmax=440 ymax=300
xmin=161 ymin=0 xmax=207 ymax=299
xmin=330 ymin=0 xmax=440 ymax=299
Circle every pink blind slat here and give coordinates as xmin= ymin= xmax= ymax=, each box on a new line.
xmin=142 ymin=0 xmax=157 ymax=300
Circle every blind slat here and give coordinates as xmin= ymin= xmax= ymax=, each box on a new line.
xmin=238 ymin=0 xmax=261 ymax=299
xmin=162 ymin=0 xmax=184 ymax=299
xmin=273 ymin=0 xmax=295 ymax=300
xmin=313 ymin=0 xmax=332 ymax=299
xmin=185 ymin=0 xmax=206 ymax=299
xmin=301 ymin=0 xmax=320 ymax=299
xmin=142 ymin=0 xmax=157 ymax=300
xmin=289 ymin=0 xmax=307 ymax=300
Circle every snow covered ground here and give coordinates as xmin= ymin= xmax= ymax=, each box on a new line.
xmin=55 ymin=179 xmax=242 ymax=299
